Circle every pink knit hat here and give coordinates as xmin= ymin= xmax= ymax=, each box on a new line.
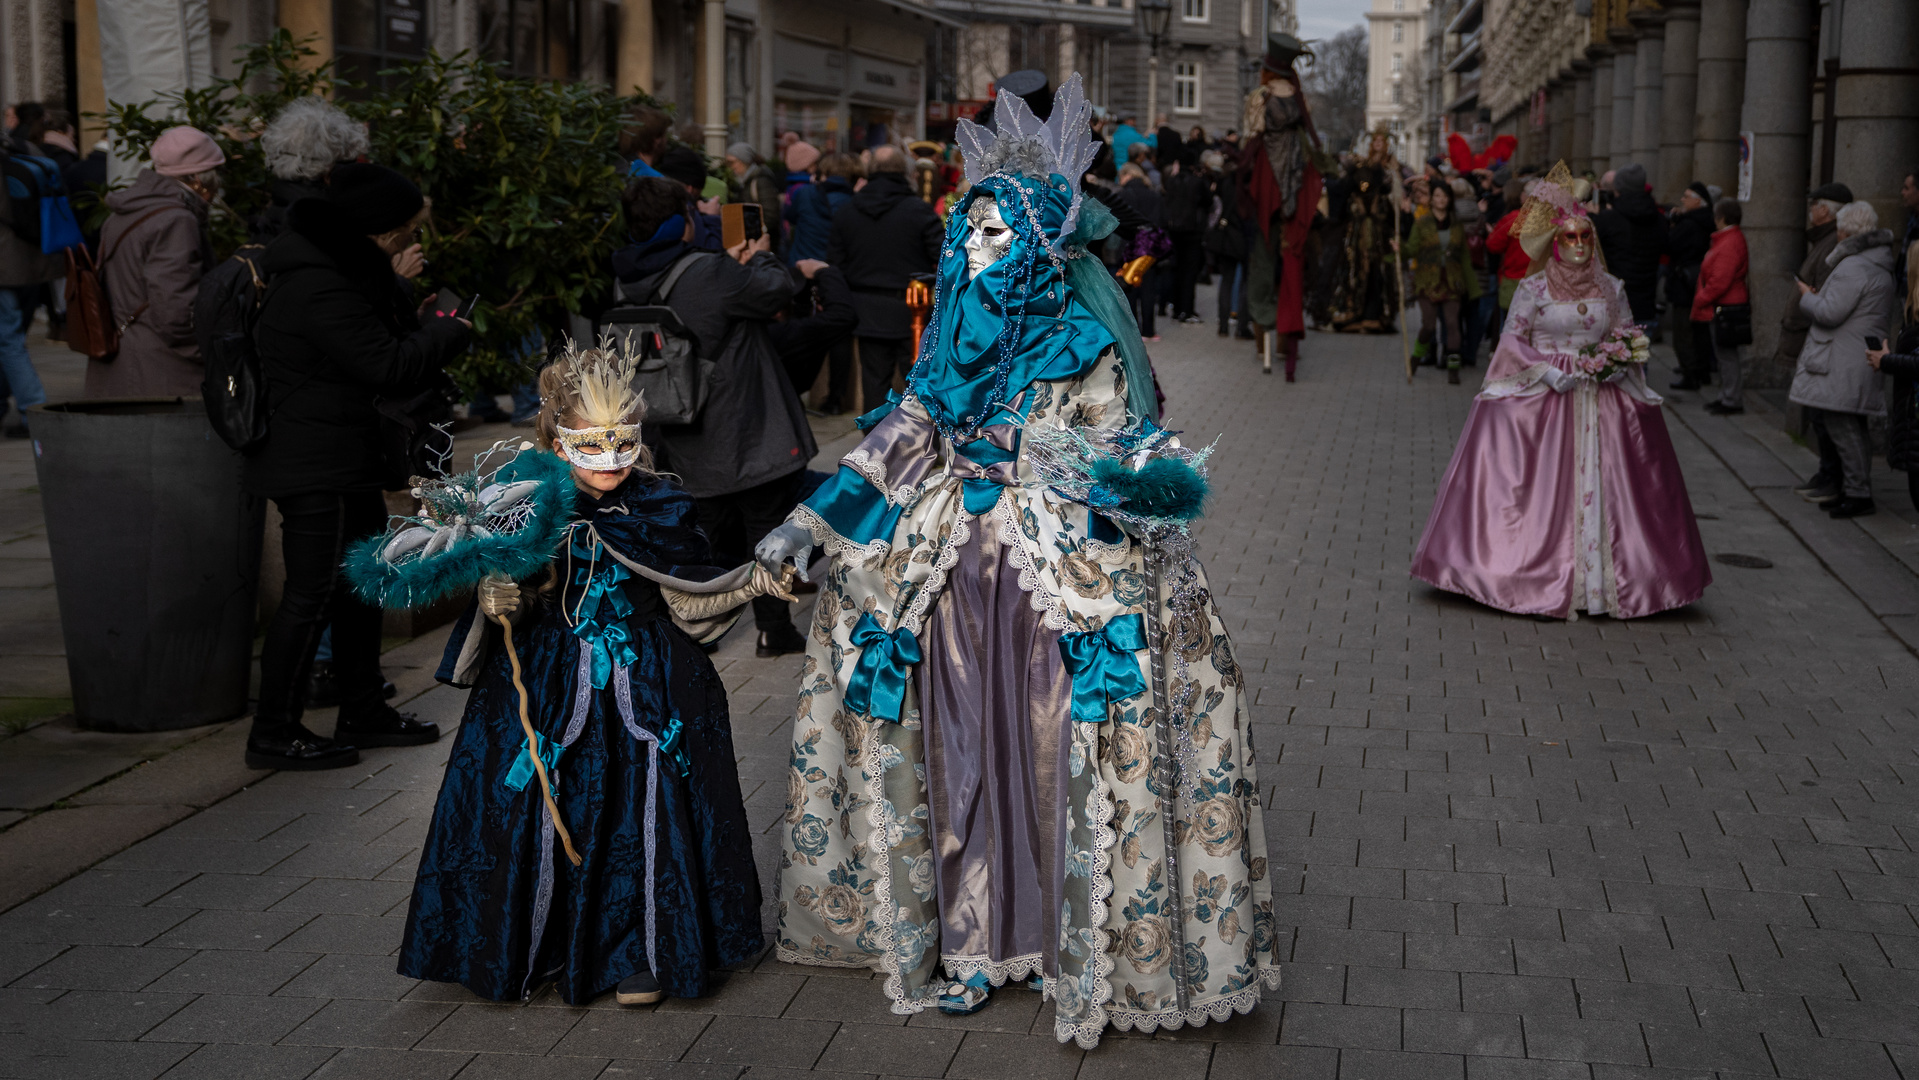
xmin=150 ymin=126 xmax=226 ymax=177
xmin=784 ymin=140 xmax=822 ymax=173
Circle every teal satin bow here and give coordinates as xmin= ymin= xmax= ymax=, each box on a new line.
xmin=1057 ymin=613 xmax=1149 ymax=724
xmin=570 ymin=557 xmax=640 ymax=689
xmin=845 ymin=611 xmax=922 ymax=722
xmin=657 ymin=713 xmax=689 ymax=777
xmin=504 ymin=729 xmax=565 ymax=792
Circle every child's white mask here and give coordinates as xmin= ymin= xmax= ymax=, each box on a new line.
xmin=555 ymin=423 xmax=641 ymax=472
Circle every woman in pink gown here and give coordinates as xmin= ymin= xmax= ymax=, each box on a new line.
xmin=1410 ymin=171 xmax=1711 ymax=619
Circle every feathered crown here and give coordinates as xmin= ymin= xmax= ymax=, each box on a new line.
xmin=954 ymin=73 xmax=1098 ymax=251
xmin=559 ymin=335 xmax=644 ymax=430
xmin=1517 ymin=161 xmax=1596 ymax=264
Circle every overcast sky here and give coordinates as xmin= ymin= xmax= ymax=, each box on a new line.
xmin=1296 ymin=0 xmax=1372 ymax=43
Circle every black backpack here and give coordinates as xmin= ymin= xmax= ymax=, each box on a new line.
xmin=195 ymin=245 xmax=275 ymax=452
xmin=595 ymin=252 xmax=717 ymax=426
xmin=2 ymin=151 xmax=83 ymax=252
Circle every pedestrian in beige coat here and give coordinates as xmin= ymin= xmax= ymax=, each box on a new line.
xmin=83 ymin=126 xmax=223 ymax=399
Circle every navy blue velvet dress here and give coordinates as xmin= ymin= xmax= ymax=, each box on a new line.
xmin=397 ymin=473 xmax=764 ymax=1003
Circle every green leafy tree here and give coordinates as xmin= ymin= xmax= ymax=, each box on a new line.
xmin=96 ymin=31 xmax=657 ymax=394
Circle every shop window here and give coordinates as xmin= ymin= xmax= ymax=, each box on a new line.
xmin=335 ymin=0 xmax=427 ymax=92
xmin=1173 ymin=61 xmax=1200 ymax=115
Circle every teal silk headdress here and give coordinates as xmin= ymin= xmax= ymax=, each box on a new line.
xmin=909 ymin=73 xmax=1158 ymax=442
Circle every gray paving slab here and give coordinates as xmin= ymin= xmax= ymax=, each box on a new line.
xmin=4 ymin=302 xmax=1919 ymax=1078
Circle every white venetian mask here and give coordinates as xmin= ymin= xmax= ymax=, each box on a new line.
xmin=963 ymin=195 xmax=1015 ymax=276
xmin=555 ymin=423 xmax=641 ymax=472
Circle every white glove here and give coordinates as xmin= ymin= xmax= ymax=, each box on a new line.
xmin=478 ymin=573 xmax=521 ymax=618
xmin=662 ymin=565 xmax=798 ymax=622
xmin=1539 ymin=367 xmax=1576 ymax=393
xmin=755 ymin=521 xmax=815 ymax=582
xmin=1604 ymin=369 xmax=1628 ymax=384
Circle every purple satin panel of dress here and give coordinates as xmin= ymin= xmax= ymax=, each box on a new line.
xmin=1411 ymin=326 xmax=1711 ymax=619
xmin=917 ymin=523 xmax=1074 ymax=972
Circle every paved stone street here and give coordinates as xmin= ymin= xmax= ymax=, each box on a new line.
xmin=5 ymin=287 xmax=1919 ymax=1080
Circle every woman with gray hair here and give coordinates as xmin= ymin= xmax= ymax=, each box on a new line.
xmin=1791 ymin=199 xmax=1897 ymax=518
xmin=251 ymin=96 xmax=370 ymax=242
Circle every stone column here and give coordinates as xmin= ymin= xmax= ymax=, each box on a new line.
xmin=1549 ymin=80 xmax=1575 ymax=165
xmin=1694 ymin=0 xmax=1749 ymax=196
xmin=618 ymin=0 xmax=654 ymax=96
xmin=1609 ymin=42 xmax=1636 ymax=170
xmin=1830 ymin=0 xmax=1919 ymax=231
xmin=700 ymin=0 xmax=726 ymax=156
xmin=1739 ymin=0 xmax=1815 ymax=375
xmin=1629 ymin=23 xmax=1664 ymax=182
xmin=1658 ymin=1 xmax=1702 ymax=200
xmin=1591 ymin=55 xmax=1614 ymax=170
xmin=1571 ymin=68 xmax=1595 ymax=175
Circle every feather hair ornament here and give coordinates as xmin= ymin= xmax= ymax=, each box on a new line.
xmin=562 ymin=335 xmax=644 ymax=431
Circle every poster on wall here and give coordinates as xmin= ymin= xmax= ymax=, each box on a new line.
xmin=1737 ymin=132 xmax=1752 ymax=202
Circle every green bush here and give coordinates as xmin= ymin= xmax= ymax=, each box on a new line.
xmin=95 ymin=31 xmax=655 ymax=395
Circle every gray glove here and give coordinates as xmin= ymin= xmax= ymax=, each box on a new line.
xmin=478 ymin=573 xmax=521 ymax=618
xmin=755 ymin=521 xmax=814 ymax=582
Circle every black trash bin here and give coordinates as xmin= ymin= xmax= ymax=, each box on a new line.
xmin=29 ymin=398 xmax=264 ymax=732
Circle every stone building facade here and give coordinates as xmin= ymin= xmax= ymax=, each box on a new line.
xmin=1363 ymin=0 xmax=1431 ymax=161
xmin=1410 ymin=0 xmax=1919 ymax=399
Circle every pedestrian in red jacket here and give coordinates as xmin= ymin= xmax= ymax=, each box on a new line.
xmin=1691 ymin=198 xmax=1749 ymax=413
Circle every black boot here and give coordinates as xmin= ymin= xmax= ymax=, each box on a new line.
xmin=335 ymin=701 xmax=440 ymax=747
xmin=246 ymin=723 xmax=360 ymax=771
xmin=757 ymin=623 xmax=807 ymax=658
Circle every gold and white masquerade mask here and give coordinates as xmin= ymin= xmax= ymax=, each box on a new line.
xmin=554 ymin=338 xmax=645 ymax=472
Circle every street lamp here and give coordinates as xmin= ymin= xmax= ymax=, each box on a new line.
xmin=1139 ymin=0 xmax=1173 ymax=134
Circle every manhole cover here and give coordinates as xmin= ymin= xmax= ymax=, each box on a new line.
xmin=1715 ymin=553 xmax=1774 ymax=569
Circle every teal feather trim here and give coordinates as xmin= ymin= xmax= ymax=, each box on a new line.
xmin=344 ymin=447 xmax=578 ymax=611
xmin=1090 ymin=455 xmax=1209 ymax=521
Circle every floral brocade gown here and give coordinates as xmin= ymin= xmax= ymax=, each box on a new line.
xmin=776 ymin=347 xmax=1281 ymax=1047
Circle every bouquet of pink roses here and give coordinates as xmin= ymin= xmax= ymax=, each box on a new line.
xmin=1573 ymin=325 xmax=1652 ymax=382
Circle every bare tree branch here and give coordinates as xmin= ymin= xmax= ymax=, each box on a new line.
xmin=1302 ymin=25 xmax=1369 ymax=154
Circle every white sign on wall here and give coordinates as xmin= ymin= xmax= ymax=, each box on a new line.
xmin=1737 ymin=132 xmax=1753 ymax=202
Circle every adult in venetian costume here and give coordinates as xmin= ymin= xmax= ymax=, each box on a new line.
xmin=1410 ymin=165 xmax=1712 ymax=619
xmin=1324 ymin=122 xmax=1402 ymax=335
xmin=753 ymin=75 xmax=1280 ymax=1047
xmin=1238 ymin=32 xmax=1325 ymax=379
xmin=397 ymin=343 xmax=791 ymax=1005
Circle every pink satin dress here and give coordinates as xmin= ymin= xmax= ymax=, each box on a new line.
xmin=1410 ymin=273 xmax=1712 ymax=618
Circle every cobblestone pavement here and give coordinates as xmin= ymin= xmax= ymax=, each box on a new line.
xmin=5 ymin=298 xmax=1919 ymax=1080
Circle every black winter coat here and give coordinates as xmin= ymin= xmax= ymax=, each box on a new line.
xmin=620 ymin=247 xmax=818 ymax=498
xmin=245 ymin=200 xmax=470 ymax=498
xmin=1161 ymin=166 xmax=1213 ymax=234
xmin=1665 ymin=205 xmax=1716 ymax=304
xmin=827 ymin=172 xmax=943 ymax=340
xmin=1593 ymin=188 xmax=1667 ymax=320
xmin=770 ymin=264 xmax=859 ymax=391
xmin=1882 ymin=341 xmax=1919 ymax=473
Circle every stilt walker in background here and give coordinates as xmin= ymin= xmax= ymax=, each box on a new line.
xmin=1238 ymin=32 xmax=1324 ymax=382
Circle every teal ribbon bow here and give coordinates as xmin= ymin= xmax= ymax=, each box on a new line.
xmin=504 ymin=729 xmax=565 ymax=792
xmin=657 ymin=713 xmax=689 ymax=778
xmin=845 ymin=611 xmax=922 ymax=722
xmin=1058 ymin=614 xmax=1149 ymax=724
xmin=570 ymin=555 xmax=640 ymax=689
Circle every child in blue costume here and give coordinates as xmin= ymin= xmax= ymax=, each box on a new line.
xmin=398 ymin=344 xmax=792 ymax=1005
